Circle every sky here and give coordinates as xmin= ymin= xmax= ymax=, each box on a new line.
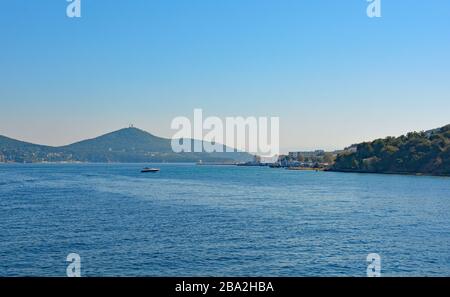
xmin=1 ymin=0 xmax=449 ymax=152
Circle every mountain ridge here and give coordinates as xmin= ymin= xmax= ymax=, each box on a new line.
xmin=0 ymin=127 xmax=253 ymax=163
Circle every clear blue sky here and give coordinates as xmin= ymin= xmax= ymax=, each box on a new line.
xmin=1 ymin=0 xmax=449 ymax=151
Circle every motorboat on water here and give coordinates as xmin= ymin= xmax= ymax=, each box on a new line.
xmin=141 ymin=167 xmax=160 ymax=173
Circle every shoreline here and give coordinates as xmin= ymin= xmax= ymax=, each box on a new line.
xmin=1 ymin=162 xmax=448 ymax=177
xmin=287 ymin=167 xmax=325 ymax=171
xmin=326 ymin=168 xmax=450 ymax=177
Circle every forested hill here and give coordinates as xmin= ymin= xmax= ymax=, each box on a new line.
xmin=0 ymin=127 xmax=253 ymax=163
xmin=331 ymin=124 xmax=450 ymax=176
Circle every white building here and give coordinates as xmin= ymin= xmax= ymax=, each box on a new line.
xmin=289 ymin=150 xmax=325 ymax=159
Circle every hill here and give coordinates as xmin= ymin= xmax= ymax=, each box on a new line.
xmin=0 ymin=127 xmax=253 ymax=163
xmin=0 ymin=135 xmax=58 ymax=163
xmin=331 ymin=124 xmax=450 ymax=176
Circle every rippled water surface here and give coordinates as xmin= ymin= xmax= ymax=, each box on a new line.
xmin=0 ymin=163 xmax=449 ymax=276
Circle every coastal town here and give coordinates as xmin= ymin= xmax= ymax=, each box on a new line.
xmin=198 ymin=146 xmax=358 ymax=171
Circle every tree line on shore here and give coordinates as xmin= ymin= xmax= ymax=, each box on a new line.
xmin=331 ymin=124 xmax=450 ymax=176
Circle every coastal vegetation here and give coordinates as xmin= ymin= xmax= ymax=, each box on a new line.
xmin=331 ymin=124 xmax=450 ymax=176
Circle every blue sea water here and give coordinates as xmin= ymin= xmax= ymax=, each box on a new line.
xmin=0 ymin=163 xmax=449 ymax=276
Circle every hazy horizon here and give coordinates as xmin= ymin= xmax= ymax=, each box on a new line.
xmin=1 ymin=123 xmax=448 ymax=155
xmin=1 ymin=1 xmax=449 ymax=151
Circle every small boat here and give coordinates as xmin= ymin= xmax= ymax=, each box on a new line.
xmin=141 ymin=167 xmax=160 ymax=173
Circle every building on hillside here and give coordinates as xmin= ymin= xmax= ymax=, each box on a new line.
xmin=288 ymin=150 xmax=325 ymax=159
xmin=344 ymin=145 xmax=358 ymax=153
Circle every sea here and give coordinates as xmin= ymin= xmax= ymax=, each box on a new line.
xmin=0 ymin=163 xmax=449 ymax=276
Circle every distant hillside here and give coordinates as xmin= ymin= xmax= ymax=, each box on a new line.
xmin=331 ymin=124 xmax=450 ymax=176
xmin=0 ymin=127 xmax=253 ymax=163
xmin=0 ymin=135 xmax=58 ymax=163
